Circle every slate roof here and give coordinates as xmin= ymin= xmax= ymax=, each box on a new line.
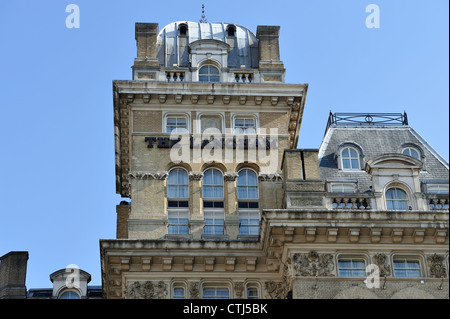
xmin=319 ymin=124 xmax=449 ymax=193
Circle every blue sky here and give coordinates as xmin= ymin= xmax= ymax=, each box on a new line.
xmin=0 ymin=0 xmax=448 ymax=289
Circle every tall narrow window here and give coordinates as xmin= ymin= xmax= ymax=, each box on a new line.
xmin=167 ymin=169 xmax=189 ymax=235
xmin=168 ymin=169 xmax=189 ymax=199
xmin=199 ymin=65 xmax=220 ymax=82
xmin=203 ymin=169 xmax=225 ymax=236
xmin=237 ymin=169 xmax=260 ymax=236
xmin=173 ymin=287 xmax=186 ymax=299
xmin=385 ymin=187 xmax=409 ymax=210
xmin=203 ymin=169 xmax=224 ymax=200
xmin=341 ymin=147 xmax=360 ymax=170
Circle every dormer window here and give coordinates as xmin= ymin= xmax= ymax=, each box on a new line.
xmin=179 ymin=24 xmax=188 ymax=36
xmin=199 ymin=65 xmax=220 ymax=82
xmin=227 ymin=24 xmax=236 ymax=37
xmin=341 ymin=147 xmax=361 ymax=170
xmin=402 ymin=147 xmax=420 ymax=159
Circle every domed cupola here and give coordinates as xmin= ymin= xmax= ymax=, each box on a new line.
xmin=132 ymin=21 xmax=285 ymax=83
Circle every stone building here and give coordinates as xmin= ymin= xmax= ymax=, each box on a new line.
xmin=99 ymin=20 xmax=449 ymax=299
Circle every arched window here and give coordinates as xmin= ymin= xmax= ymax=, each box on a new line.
xmin=59 ymin=290 xmax=80 ymax=299
xmin=203 ymin=169 xmax=224 ymax=199
xmin=341 ymin=147 xmax=360 ymax=170
xmin=203 ymin=169 xmax=224 ymax=236
xmin=237 ymin=169 xmax=258 ymax=199
xmin=237 ymin=169 xmax=260 ymax=236
xmin=179 ymin=24 xmax=188 ymax=36
xmin=385 ymin=187 xmax=409 ymax=210
xmin=402 ymin=147 xmax=420 ymax=159
xmin=167 ymin=169 xmax=189 ymax=199
xmin=227 ymin=24 xmax=236 ymax=37
xmin=167 ymin=169 xmax=189 ymax=235
xmin=199 ymin=65 xmax=220 ymax=82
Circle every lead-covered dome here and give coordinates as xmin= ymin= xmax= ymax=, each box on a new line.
xmin=156 ymin=21 xmax=259 ymax=69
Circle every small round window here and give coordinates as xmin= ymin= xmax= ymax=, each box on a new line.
xmin=199 ymin=65 xmax=220 ymax=82
xmin=402 ymin=147 xmax=420 ymax=159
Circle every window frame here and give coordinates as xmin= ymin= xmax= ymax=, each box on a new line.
xmin=167 ymin=210 xmax=190 ymax=235
xmin=164 ymin=113 xmax=190 ymax=134
xmin=337 ymin=258 xmax=367 ymax=278
xmin=198 ymin=65 xmax=220 ymax=83
xmin=233 ymin=116 xmax=257 ymax=135
xmin=329 ymin=182 xmax=357 ymax=193
xmin=203 ymin=209 xmax=225 ymax=236
xmin=401 ymin=147 xmax=421 ymax=160
xmin=385 ymin=187 xmax=410 ymax=211
xmin=202 ymin=286 xmax=230 ymax=299
xmin=340 ymin=146 xmax=361 ymax=170
xmin=167 ymin=168 xmax=189 ymax=200
xmin=393 ymin=258 xmax=423 ymax=278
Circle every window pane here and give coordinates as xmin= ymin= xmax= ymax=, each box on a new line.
xmin=349 ymin=148 xmax=358 ymax=157
xmin=342 ymin=159 xmax=350 ymax=169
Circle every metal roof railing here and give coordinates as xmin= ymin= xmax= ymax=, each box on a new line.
xmin=325 ymin=112 xmax=408 ymax=136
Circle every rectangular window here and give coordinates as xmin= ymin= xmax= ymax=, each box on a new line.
xmin=239 ymin=211 xmax=260 ymax=236
xmin=168 ymin=211 xmax=189 ymax=235
xmin=330 ymin=183 xmax=356 ymax=193
xmin=173 ymin=287 xmax=185 ymax=299
xmin=166 ymin=116 xmax=187 ymax=133
xmin=338 ymin=259 xmax=367 ymax=277
xmin=393 ymin=259 xmax=421 ymax=278
xmin=234 ymin=118 xmax=256 ymax=134
xmin=426 ymin=184 xmax=449 ymax=194
xmin=204 ymin=211 xmax=225 ymax=235
xmin=247 ymin=287 xmax=259 ymax=299
xmin=203 ymin=288 xmax=229 ymax=299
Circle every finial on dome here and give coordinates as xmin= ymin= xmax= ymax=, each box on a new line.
xmin=199 ymin=4 xmax=207 ymax=23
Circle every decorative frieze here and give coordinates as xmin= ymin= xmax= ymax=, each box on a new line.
xmin=264 ymin=281 xmax=288 ymax=299
xmin=292 ymin=251 xmax=335 ymax=277
xmin=129 ymin=171 xmax=169 ymax=180
xmin=427 ymin=254 xmax=447 ymax=278
xmin=372 ymin=253 xmax=391 ymax=277
xmin=258 ymin=173 xmax=283 ymax=182
xmin=125 ymin=281 xmax=168 ymax=299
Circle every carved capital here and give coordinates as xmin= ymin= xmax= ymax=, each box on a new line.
xmin=189 ymin=171 xmax=204 ymax=181
xmin=224 ymin=172 xmax=239 ymax=181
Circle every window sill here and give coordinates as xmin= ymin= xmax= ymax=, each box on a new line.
xmin=201 ymin=234 xmax=230 ymax=240
xmin=164 ymin=234 xmax=193 ymax=240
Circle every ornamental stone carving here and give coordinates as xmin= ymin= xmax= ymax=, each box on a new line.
xmin=125 ymin=281 xmax=167 ymax=299
xmin=264 ymin=281 xmax=288 ymax=299
xmin=234 ymin=282 xmax=244 ymax=298
xmin=129 ymin=171 xmax=169 ymax=180
xmin=292 ymin=251 xmax=335 ymax=277
xmin=224 ymin=172 xmax=239 ymax=181
xmin=372 ymin=253 xmax=391 ymax=277
xmin=189 ymin=171 xmax=204 ymax=181
xmin=427 ymin=254 xmax=447 ymax=278
xmin=189 ymin=282 xmax=200 ymax=299
xmin=258 ymin=173 xmax=283 ymax=182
